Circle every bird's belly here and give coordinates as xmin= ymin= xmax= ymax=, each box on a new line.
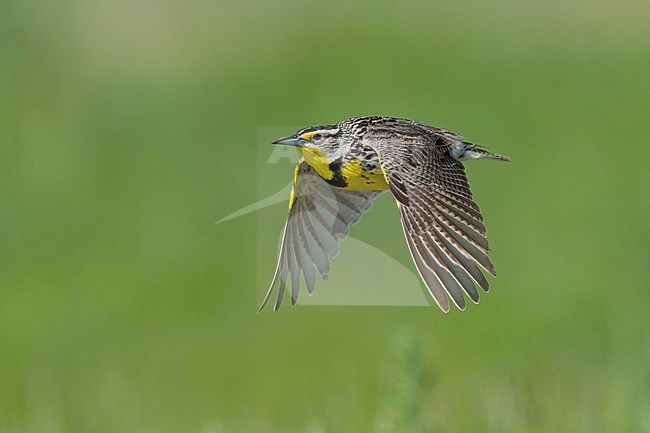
xmin=340 ymin=159 xmax=389 ymax=190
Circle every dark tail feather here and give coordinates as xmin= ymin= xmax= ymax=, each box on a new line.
xmin=473 ymin=145 xmax=510 ymax=162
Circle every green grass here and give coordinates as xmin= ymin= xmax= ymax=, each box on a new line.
xmin=1 ymin=0 xmax=650 ymax=431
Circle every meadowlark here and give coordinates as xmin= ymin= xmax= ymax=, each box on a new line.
xmin=260 ymin=116 xmax=509 ymax=312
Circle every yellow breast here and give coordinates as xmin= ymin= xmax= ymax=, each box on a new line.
xmin=341 ymin=159 xmax=389 ymax=190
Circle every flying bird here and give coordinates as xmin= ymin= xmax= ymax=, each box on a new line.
xmin=260 ymin=116 xmax=509 ymax=312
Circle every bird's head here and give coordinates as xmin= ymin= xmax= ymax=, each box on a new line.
xmin=272 ymin=125 xmax=343 ymax=161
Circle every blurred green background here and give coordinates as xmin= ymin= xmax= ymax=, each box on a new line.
xmin=2 ymin=0 xmax=650 ymax=431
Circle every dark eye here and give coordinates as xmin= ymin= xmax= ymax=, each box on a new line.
xmin=312 ymin=133 xmax=322 ymax=141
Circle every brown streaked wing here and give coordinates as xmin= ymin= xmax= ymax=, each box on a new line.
xmin=365 ymin=130 xmax=497 ymax=311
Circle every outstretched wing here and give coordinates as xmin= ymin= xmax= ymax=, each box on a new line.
xmin=364 ymin=124 xmax=496 ymax=312
xmin=260 ymin=160 xmax=383 ymax=311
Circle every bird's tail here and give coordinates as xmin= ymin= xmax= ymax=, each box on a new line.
xmin=471 ymin=146 xmax=511 ymax=162
xmin=451 ymin=141 xmax=510 ymax=162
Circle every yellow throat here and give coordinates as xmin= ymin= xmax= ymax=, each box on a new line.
xmin=298 ymin=147 xmax=389 ymax=190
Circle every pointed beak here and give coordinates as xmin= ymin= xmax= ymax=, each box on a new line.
xmin=272 ymin=135 xmax=304 ymax=147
